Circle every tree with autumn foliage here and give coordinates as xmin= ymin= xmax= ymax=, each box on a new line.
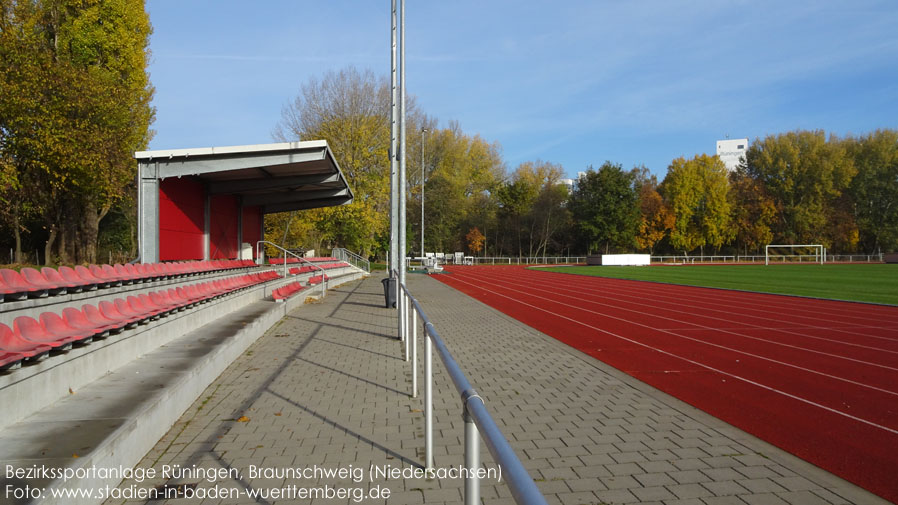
xmin=465 ymin=227 xmax=485 ymax=255
xmin=635 ymin=182 xmax=674 ymax=254
xmin=0 ymin=0 xmax=155 ymax=264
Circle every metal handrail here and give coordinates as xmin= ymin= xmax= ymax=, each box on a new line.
xmin=256 ymin=241 xmax=328 ymax=297
xmin=392 ymin=269 xmax=548 ymax=505
xmin=332 ymin=247 xmax=370 ymax=273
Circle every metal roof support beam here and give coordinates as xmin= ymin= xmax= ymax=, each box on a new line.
xmin=207 ymin=173 xmax=340 ymax=195
xmin=243 ymin=188 xmax=350 ymax=207
xmin=263 ymin=196 xmax=355 ymax=214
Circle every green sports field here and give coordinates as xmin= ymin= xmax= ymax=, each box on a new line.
xmin=536 ymin=264 xmax=898 ymax=305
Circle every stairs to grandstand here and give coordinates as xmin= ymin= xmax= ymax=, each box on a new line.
xmin=0 ymin=249 xmax=368 ymax=505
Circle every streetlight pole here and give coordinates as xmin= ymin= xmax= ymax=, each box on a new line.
xmin=421 ymin=127 xmax=427 ymax=260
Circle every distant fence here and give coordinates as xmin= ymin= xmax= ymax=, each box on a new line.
xmin=427 ymin=253 xmax=885 ymax=266
xmin=651 ymin=254 xmax=884 ymax=264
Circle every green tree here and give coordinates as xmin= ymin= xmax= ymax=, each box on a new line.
xmin=728 ymin=171 xmax=776 ymax=254
xmin=742 ymin=130 xmax=854 ymax=246
xmin=846 ymin=129 xmax=898 ymax=253
xmin=568 ymin=162 xmax=640 ymax=254
xmin=661 ymin=154 xmax=733 ymax=254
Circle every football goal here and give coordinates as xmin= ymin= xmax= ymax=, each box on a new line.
xmin=764 ymin=244 xmax=825 ymax=265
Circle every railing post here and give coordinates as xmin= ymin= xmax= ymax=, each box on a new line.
xmin=463 ymin=396 xmax=481 ymax=505
xmin=412 ymin=308 xmax=417 ymax=397
xmin=425 ymin=330 xmax=433 ymax=470
xmin=403 ymin=292 xmax=410 ymax=362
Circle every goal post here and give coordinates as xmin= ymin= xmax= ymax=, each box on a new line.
xmin=765 ymin=244 xmax=825 ymax=265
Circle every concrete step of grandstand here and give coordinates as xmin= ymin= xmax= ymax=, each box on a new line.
xmin=0 ymin=267 xmax=366 ymax=505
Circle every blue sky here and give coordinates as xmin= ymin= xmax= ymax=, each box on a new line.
xmin=146 ymin=1 xmax=898 ymax=179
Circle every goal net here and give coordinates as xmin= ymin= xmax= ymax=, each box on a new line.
xmin=765 ymin=244 xmax=825 ymax=265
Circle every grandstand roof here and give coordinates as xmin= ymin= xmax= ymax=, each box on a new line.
xmin=135 ymin=140 xmax=353 ymax=213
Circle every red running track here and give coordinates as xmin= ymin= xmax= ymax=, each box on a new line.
xmin=435 ymin=265 xmax=898 ymax=503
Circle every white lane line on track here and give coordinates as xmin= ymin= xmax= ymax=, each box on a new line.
xmin=490 ymin=270 xmax=898 ymax=358
xmin=531 ymin=269 xmax=898 ymax=344
xmin=444 ymin=273 xmax=898 ymax=436
xmin=584 ymin=273 xmax=898 ymax=329
xmin=588 ymin=276 xmax=898 ymax=344
xmin=471 ymin=269 xmax=898 ymax=378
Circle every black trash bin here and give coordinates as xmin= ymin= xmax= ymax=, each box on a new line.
xmin=381 ymin=277 xmax=396 ymax=308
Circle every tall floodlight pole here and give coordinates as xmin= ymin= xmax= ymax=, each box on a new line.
xmin=389 ymin=0 xmax=399 ymax=286
xmin=421 ymin=127 xmax=427 ymax=259
xmin=399 ymin=0 xmax=407 ymax=295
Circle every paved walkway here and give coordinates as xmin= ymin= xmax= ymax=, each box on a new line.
xmin=103 ymin=274 xmax=884 ymax=505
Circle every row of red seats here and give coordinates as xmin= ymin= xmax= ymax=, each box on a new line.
xmin=0 ymin=259 xmax=256 ymax=303
xmin=0 ymin=270 xmax=281 ymax=372
xmin=308 ymin=274 xmax=329 ymax=285
xmin=272 ymin=281 xmax=307 ymax=301
xmin=286 ymin=262 xmax=348 ymax=276
xmin=269 ymin=256 xmax=338 ymax=265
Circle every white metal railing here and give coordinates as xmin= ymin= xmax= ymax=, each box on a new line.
xmin=458 ymin=256 xmax=586 ymax=265
xmin=255 ymin=241 xmax=327 ymax=298
xmin=333 ymin=247 xmax=370 ymax=273
xmin=391 ymin=270 xmax=548 ymax=505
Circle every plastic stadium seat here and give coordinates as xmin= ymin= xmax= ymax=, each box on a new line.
xmin=75 ymin=265 xmax=112 ymax=288
xmin=99 ymin=301 xmax=139 ymax=327
xmin=41 ymin=267 xmax=81 ymax=293
xmin=20 ymin=268 xmax=66 ymax=295
xmin=39 ymin=312 xmax=93 ymax=345
xmin=1 ymin=323 xmax=51 ymax=360
xmin=148 ymin=292 xmax=175 ymax=315
xmin=83 ymin=304 xmax=127 ymax=333
xmin=62 ymin=307 xmax=112 ymax=338
xmin=114 ymin=298 xmax=149 ymax=324
xmin=0 ymin=348 xmax=24 ymax=371
xmin=14 ymin=316 xmax=75 ymax=351
xmin=58 ymin=266 xmax=97 ymax=291
xmin=0 ymin=269 xmax=48 ymax=299
xmin=99 ymin=264 xmax=129 ymax=285
xmin=113 ymin=264 xmax=141 ymax=283
xmin=126 ymin=296 xmax=158 ymax=319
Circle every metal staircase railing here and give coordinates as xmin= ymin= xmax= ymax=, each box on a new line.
xmin=332 ymin=247 xmax=370 ymax=273
xmin=255 ymin=241 xmax=328 ymax=298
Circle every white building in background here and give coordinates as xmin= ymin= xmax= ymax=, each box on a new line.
xmin=716 ymin=138 xmax=749 ymax=171
xmin=559 ymin=178 xmax=575 ymax=191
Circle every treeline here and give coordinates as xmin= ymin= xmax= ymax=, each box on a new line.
xmin=0 ymin=0 xmax=154 ymax=265
xmin=269 ymin=67 xmax=898 ymax=258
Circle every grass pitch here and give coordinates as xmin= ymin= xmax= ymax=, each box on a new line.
xmin=537 ymin=264 xmax=898 ymax=305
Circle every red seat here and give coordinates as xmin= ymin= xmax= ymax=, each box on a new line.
xmin=14 ymin=316 xmax=76 ymax=351
xmin=20 ymin=268 xmax=66 ymax=295
xmin=39 ymin=312 xmax=93 ymax=345
xmin=115 ymin=298 xmax=148 ymax=323
xmin=62 ymin=307 xmax=111 ymax=337
xmin=1 ymin=323 xmax=51 ymax=360
xmin=58 ymin=266 xmax=96 ymax=291
xmin=90 ymin=264 xmax=123 ymax=286
xmin=75 ymin=265 xmax=112 ymax=288
xmin=82 ymin=304 xmax=127 ymax=333
xmin=113 ymin=264 xmax=141 ymax=282
xmin=41 ymin=267 xmax=80 ymax=292
xmin=0 ymin=348 xmax=24 ymax=370
xmin=99 ymin=300 xmax=139 ymax=327
xmin=0 ymin=269 xmax=48 ymax=299
xmin=126 ymin=296 xmax=156 ymax=318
